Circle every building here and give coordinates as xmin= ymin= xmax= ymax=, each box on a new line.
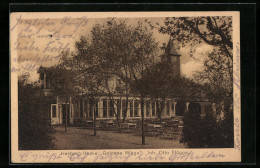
xmin=37 ymin=38 xmax=213 ymax=125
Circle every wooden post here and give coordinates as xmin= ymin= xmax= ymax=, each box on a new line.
xmin=185 ymin=102 xmax=190 ymax=113
xmin=93 ymin=99 xmax=97 ymax=136
xmin=65 ymin=97 xmax=68 ymax=132
xmin=173 ymin=102 xmax=177 ymax=117
xmin=99 ymin=99 xmax=103 ymax=118
xmin=43 ymin=72 xmax=46 ymax=89
xmin=120 ymin=99 xmax=122 ymax=119
xmin=141 ymin=97 xmax=145 ymax=145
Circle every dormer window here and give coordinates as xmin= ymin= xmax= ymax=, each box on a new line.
xmin=117 ymin=79 xmax=121 ymax=87
xmin=116 ymin=78 xmax=122 ymax=92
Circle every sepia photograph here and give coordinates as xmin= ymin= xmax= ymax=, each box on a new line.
xmin=10 ymin=12 xmax=241 ymax=163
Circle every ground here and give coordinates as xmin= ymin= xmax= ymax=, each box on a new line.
xmin=53 ymin=126 xmax=186 ymax=149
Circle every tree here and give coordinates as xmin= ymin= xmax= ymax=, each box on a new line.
xmin=195 ymin=48 xmax=233 ymax=112
xmin=181 ymin=102 xmax=220 ymax=148
xmin=194 ymin=49 xmax=234 ymax=147
xmin=157 ymin=16 xmax=234 ymax=147
xmin=157 ymin=17 xmax=233 ymax=100
xmin=141 ymin=62 xmax=174 ymax=122
xmin=74 ymin=19 xmax=158 ymax=144
xmin=18 ymin=74 xmax=55 ymax=150
xmin=158 ymin=16 xmax=232 ymax=59
xmin=126 ymin=22 xmax=158 ymax=145
xmin=89 ymin=19 xmax=159 ymax=124
xmin=58 ymin=50 xmax=104 ymax=136
xmin=74 ymin=33 xmax=125 ymax=127
xmin=47 ymin=51 xmax=78 ymax=132
xmin=157 ymin=16 xmax=233 ymax=88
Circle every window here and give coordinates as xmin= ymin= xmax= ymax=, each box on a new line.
xmin=89 ymin=101 xmax=92 ymax=117
xmin=52 ymin=105 xmax=57 ymax=118
xmin=122 ymin=100 xmax=127 ymax=117
xmin=103 ymin=99 xmax=107 ymax=117
xmin=117 ymin=99 xmax=121 ymax=117
xmin=166 ymin=101 xmax=170 ymax=115
xmin=73 ymin=101 xmax=79 ymax=118
xmin=46 ymin=76 xmax=51 ymax=89
xmin=95 ymin=101 xmax=99 ymax=117
xmin=80 ymin=100 xmax=83 ymax=118
xmin=115 ymin=79 xmax=123 ymax=93
xmin=40 ymin=72 xmax=44 ymax=80
xmin=84 ymin=100 xmax=89 ymax=118
xmin=130 ymin=101 xmax=133 ymax=117
xmin=152 ymin=102 xmax=155 ymax=116
xmin=205 ymin=104 xmax=212 ymax=114
xmin=172 ymin=103 xmax=175 ymax=111
xmin=134 ymin=101 xmax=139 ymax=117
xmin=146 ymin=101 xmax=150 ymax=116
xmin=161 ymin=101 xmax=165 ymax=115
xmin=109 ymin=100 xmax=114 ymax=117
xmin=117 ymin=79 xmax=122 ymax=88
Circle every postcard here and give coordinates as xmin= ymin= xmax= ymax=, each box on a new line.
xmin=10 ymin=11 xmax=240 ymax=163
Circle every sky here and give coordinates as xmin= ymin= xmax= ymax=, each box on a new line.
xmin=11 ymin=15 xmax=213 ymax=83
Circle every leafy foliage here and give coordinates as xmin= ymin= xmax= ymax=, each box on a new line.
xmin=74 ymin=19 xmax=158 ymax=122
xmin=157 ymin=16 xmax=234 ymax=147
xmin=18 ymin=75 xmax=55 ymax=150
xmin=76 ymin=18 xmax=159 ymax=144
xmin=158 ymin=16 xmax=232 ymax=57
xmin=181 ymin=102 xmax=217 ymax=148
xmin=181 ymin=103 xmax=233 ymax=148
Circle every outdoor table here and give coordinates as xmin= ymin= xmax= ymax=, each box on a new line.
xmin=121 ymin=123 xmax=137 ymax=128
xmin=153 ymin=124 xmax=163 ymax=129
xmin=106 ymin=121 xmax=114 ymax=125
xmin=147 ymin=124 xmax=162 ymax=129
xmin=128 ymin=123 xmax=137 ymax=128
xmin=86 ymin=120 xmax=93 ymax=124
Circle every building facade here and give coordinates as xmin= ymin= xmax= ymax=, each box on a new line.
xmin=37 ymin=39 xmax=213 ymax=125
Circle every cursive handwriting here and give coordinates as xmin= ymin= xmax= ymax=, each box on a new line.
xmin=234 ymin=118 xmax=241 ymax=151
xmin=93 ymin=153 xmax=132 ymax=163
xmin=11 ymin=15 xmax=88 ymax=33
xmin=11 ymin=14 xmax=89 ymax=75
xmin=233 ymin=42 xmax=240 ymax=90
xmin=20 ymin=152 xmax=62 ymax=162
xmin=18 ymin=150 xmax=226 ymax=163
xmin=169 ymin=151 xmax=225 ymax=162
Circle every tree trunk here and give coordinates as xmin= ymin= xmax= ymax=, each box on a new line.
xmin=156 ymin=101 xmax=162 ymax=123
xmin=116 ymin=114 xmax=120 ymax=127
xmin=112 ymin=99 xmax=120 ymax=127
xmin=141 ymin=97 xmax=145 ymax=145
xmin=159 ymin=102 xmax=164 ymax=123
xmin=115 ymin=99 xmax=120 ymax=127
xmin=123 ymin=81 xmax=129 ymax=123
xmin=92 ymin=99 xmax=97 ymax=136
xmin=123 ymin=95 xmax=129 ymax=123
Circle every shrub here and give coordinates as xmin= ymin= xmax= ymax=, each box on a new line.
xmin=18 ymin=76 xmax=55 ymax=150
xmin=180 ymin=102 xmax=233 ymax=148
